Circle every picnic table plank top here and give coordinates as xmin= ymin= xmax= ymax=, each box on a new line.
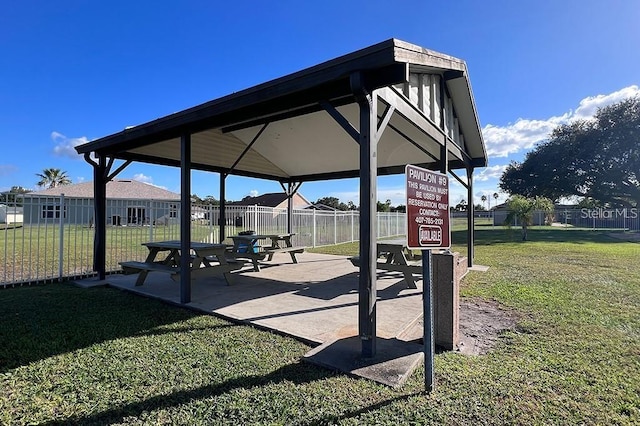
xmin=231 ymin=233 xmax=294 ymax=240
xmin=142 ymin=240 xmax=229 ymax=250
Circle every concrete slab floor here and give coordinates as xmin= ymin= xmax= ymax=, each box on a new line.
xmin=90 ymin=252 xmax=426 ymax=385
xmin=71 ymin=277 xmax=109 ymax=288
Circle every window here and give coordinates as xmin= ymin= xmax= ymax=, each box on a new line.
xmin=42 ymin=205 xmax=66 ymax=219
xmin=169 ymin=204 xmax=178 ymax=218
xmin=127 ymin=207 xmax=146 ymax=224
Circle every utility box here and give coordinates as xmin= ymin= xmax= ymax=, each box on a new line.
xmin=432 ymin=251 xmax=467 ymax=350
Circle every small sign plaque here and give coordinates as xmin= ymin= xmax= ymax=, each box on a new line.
xmin=405 ymin=164 xmax=450 ymax=249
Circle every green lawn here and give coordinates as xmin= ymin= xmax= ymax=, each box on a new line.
xmin=1 ymin=227 xmax=639 ymax=424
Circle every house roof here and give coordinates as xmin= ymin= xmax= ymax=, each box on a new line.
xmin=228 ymin=192 xmax=309 ymax=207
xmin=306 ymin=203 xmax=338 ymax=211
xmin=24 ymin=180 xmax=180 ymax=200
xmin=75 ymin=38 xmax=487 ymax=184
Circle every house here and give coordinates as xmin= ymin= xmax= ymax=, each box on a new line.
xmin=228 ymin=192 xmax=311 ymax=209
xmin=21 ymin=180 xmax=181 ymax=226
xmin=0 ymin=205 xmax=23 ymax=224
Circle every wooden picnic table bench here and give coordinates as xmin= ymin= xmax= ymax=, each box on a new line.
xmin=229 ymin=233 xmax=305 ymax=271
xmin=119 ymin=240 xmax=243 ymax=286
xmin=349 ymin=239 xmax=420 ymax=289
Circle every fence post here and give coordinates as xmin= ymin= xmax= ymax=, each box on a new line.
xmin=351 ymin=211 xmax=354 ymax=242
xmin=58 ymin=193 xmax=65 ymax=280
xmin=149 ymin=202 xmax=154 ymax=242
xmin=313 ymin=209 xmax=317 ymax=248
xmin=253 ymin=205 xmax=258 ymax=232
xmin=333 ymin=210 xmax=338 ymax=244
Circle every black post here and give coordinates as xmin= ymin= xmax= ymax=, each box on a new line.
xmin=422 ymin=249 xmax=434 ymax=392
xmin=180 ymin=134 xmax=192 ymax=303
xmin=92 ymin=155 xmax=107 ymax=280
xmin=219 ymin=173 xmax=226 ymax=243
xmin=287 ymin=182 xmax=293 ymax=234
xmin=352 ymin=72 xmax=377 ymax=358
xmin=467 ymin=167 xmax=474 ymax=267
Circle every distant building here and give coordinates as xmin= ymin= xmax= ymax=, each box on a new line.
xmin=21 ymin=180 xmax=181 ymax=226
xmin=228 ymin=192 xmax=311 ymax=209
xmin=0 ymin=205 xmax=23 ymax=224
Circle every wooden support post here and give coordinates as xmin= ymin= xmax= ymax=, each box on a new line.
xmin=353 ymin=73 xmax=378 ymax=358
xmin=219 ymin=174 xmax=226 ymax=243
xmin=180 ymin=134 xmax=192 ymax=304
xmin=287 ymin=182 xmax=293 ymax=234
xmin=467 ymin=167 xmax=474 ymax=267
xmin=92 ymin=156 xmax=107 ymax=280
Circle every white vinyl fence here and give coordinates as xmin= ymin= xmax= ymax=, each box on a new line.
xmin=0 ymin=196 xmax=405 ymax=287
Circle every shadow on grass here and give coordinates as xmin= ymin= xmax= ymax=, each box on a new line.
xmin=451 ymin=227 xmax=630 ymax=246
xmin=42 ymin=361 xmax=335 ymax=425
xmin=0 ymin=284 xmax=209 ymax=372
xmin=41 ymin=358 xmax=417 ymax=425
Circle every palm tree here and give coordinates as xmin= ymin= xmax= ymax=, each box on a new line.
xmin=481 ymin=194 xmax=487 ymax=210
xmin=493 ymin=192 xmax=499 ymax=208
xmin=36 ymin=168 xmax=72 ymax=189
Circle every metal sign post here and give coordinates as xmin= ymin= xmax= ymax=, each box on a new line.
xmin=422 ymin=248 xmax=434 ymax=392
xmin=405 ymin=164 xmax=450 ymax=393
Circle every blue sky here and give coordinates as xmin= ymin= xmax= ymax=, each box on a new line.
xmin=1 ymin=1 xmax=638 ymax=207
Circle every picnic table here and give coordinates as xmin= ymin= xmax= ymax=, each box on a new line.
xmin=119 ymin=240 xmax=243 ymax=286
xmin=228 ymin=233 xmax=305 ymax=272
xmin=350 ymin=239 xmax=421 ymax=289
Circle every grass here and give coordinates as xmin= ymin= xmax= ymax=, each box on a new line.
xmin=1 ymin=227 xmax=639 ymax=424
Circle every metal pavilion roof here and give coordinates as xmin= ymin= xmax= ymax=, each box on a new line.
xmin=75 ymin=39 xmax=486 ymax=181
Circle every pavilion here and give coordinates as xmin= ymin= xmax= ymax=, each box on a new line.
xmin=76 ymin=38 xmax=487 ymax=358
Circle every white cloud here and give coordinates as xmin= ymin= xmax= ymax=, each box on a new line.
xmin=249 ymin=189 xmax=259 ymax=197
xmin=377 ymin=186 xmax=406 ymax=206
xmin=131 ymin=173 xmax=168 ymax=190
xmin=132 ymin=173 xmax=153 ymax=184
xmin=483 ymin=85 xmax=640 ymax=157
xmin=572 ymin=85 xmax=640 ymax=120
xmin=448 ymin=178 xmax=467 ymax=205
xmin=51 ymin=131 xmax=89 ymax=158
xmin=475 ymin=165 xmax=508 ymax=182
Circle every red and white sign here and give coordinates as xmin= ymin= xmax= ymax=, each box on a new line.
xmin=406 ymin=164 xmax=450 ymax=249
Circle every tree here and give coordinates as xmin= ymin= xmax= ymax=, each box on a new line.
xmin=493 ymin=192 xmax=499 ymax=208
xmin=376 ymin=199 xmax=391 ymax=212
xmin=504 ymin=195 xmax=553 ymax=241
xmin=454 ymin=199 xmax=467 ymax=212
xmin=202 ymin=195 xmax=220 ymax=205
xmin=314 ymin=196 xmax=348 ymax=211
xmin=499 ymin=97 xmax=640 ymax=207
xmin=481 ymin=194 xmax=487 ymax=209
xmin=1 ymin=186 xmax=31 ymax=205
xmin=36 ymin=168 xmax=71 ymax=189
